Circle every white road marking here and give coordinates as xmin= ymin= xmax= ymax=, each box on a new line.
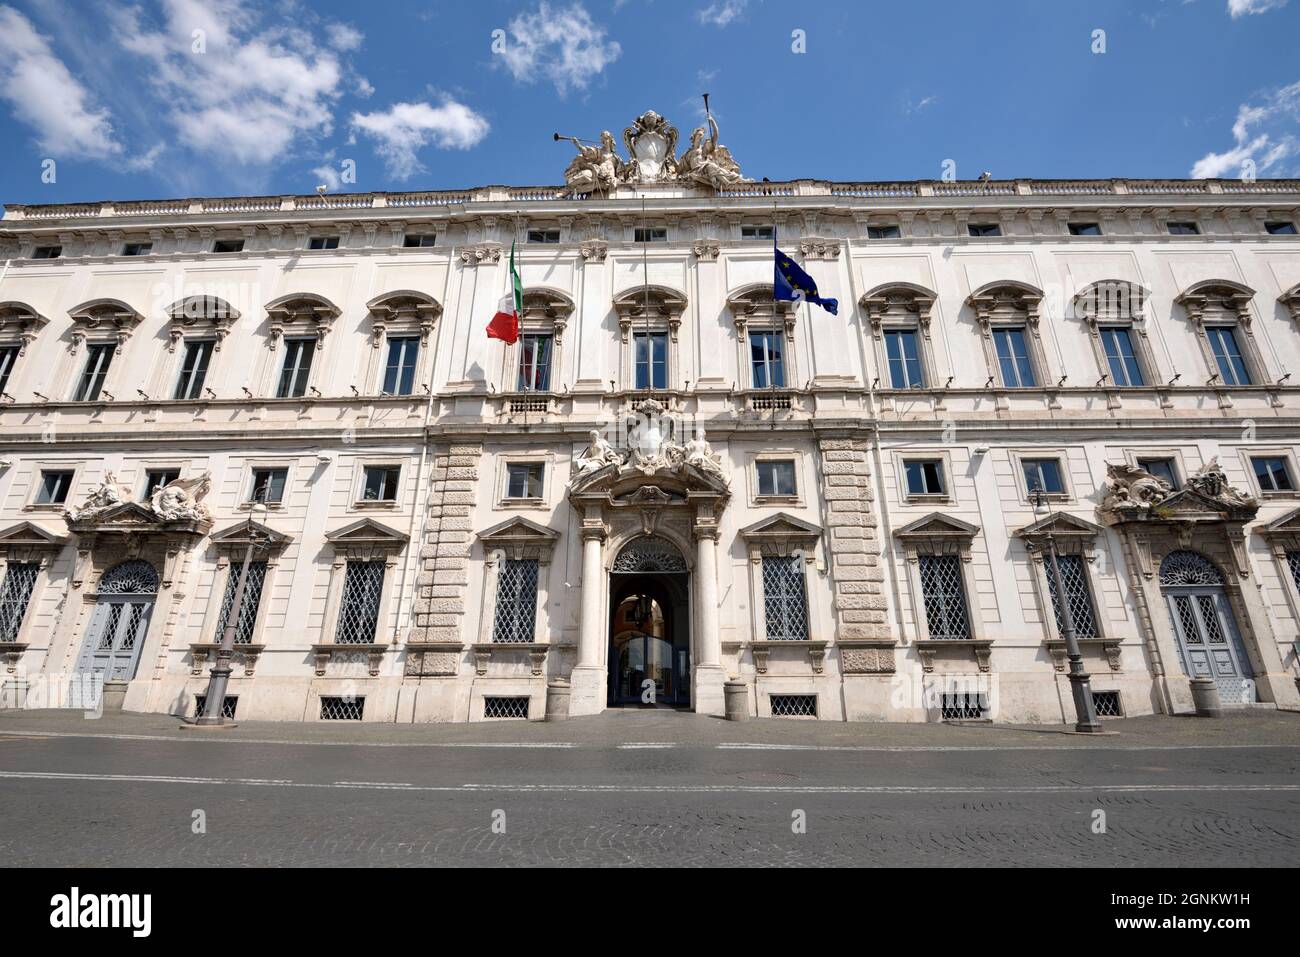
xmin=716 ymin=742 xmax=1300 ymax=753
xmin=0 ymin=730 xmax=577 ymax=749
xmin=2 ymin=769 xmax=1298 ymax=796
xmin=617 ymin=743 xmax=675 ymax=749
xmin=333 ymin=781 xmax=414 ymax=788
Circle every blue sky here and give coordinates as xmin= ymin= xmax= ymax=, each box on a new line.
xmin=0 ymin=0 xmax=1297 ymax=205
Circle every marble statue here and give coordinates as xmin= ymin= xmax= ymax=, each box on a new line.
xmin=558 ymin=131 xmax=623 ymax=195
xmin=678 ymin=114 xmax=747 ymax=190
xmin=683 ymin=427 xmax=726 ymax=478
xmin=151 ymin=472 xmax=213 ymax=522
xmin=575 ymin=430 xmax=624 ymax=474
xmin=64 ymin=471 xmax=127 ymax=522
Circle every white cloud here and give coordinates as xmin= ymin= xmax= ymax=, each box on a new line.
xmin=0 ymin=4 xmax=122 ymax=158
xmin=905 ymin=95 xmax=937 ymax=115
xmin=497 ymin=2 xmax=621 ymax=96
xmin=351 ymin=99 xmax=490 ymax=179
xmin=1190 ymin=81 xmax=1300 ymax=178
xmin=1227 ymin=0 xmax=1288 ymax=17
xmin=326 ymin=22 xmax=364 ymax=51
xmin=697 ymin=0 xmax=749 ymax=27
xmin=109 ymin=0 xmax=347 ymax=166
xmin=311 ymin=163 xmax=342 ymax=190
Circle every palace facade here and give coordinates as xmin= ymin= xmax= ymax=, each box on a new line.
xmin=1 ymin=152 xmax=1299 ymax=723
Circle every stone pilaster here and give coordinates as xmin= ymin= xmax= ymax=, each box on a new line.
xmin=405 ymin=441 xmax=481 ymax=676
xmin=818 ymin=436 xmax=890 ymax=640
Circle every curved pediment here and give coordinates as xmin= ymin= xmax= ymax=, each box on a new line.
xmin=570 ymin=460 xmax=730 ymax=500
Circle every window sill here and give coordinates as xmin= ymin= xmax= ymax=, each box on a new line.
xmin=498 ymin=497 xmax=547 ymax=509
xmin=311 ymin=642 xmax=388 ymax=676
xmin=1257 ymin=490 xmax=1300 ymax=500
xmin=471 ymin=642 xmax=550 ymax=676
xmin=353 ymin=500 xmax=399 ymax=510
xmin=237 ymin=501 xmax=285 ymax=512
xmin=754 ymin=495 xmax=800 ymax=506
xmin=904 ymin=493 xmax=950 ymax=504
xmin=23 ymin=504 xmax=67 ymax=513
xmin=913 ymin=638 xmax=993 ymax=673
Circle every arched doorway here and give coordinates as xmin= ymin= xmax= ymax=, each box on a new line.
xmin=76 ymin=560 xmax=159 ymax=682
xmin=1159 ymin=550 xmax=1256 ymax=703
xmin=608 ymin=538 xmax=690 ymax=707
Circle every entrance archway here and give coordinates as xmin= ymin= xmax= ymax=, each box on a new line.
xmin=76 ymin=560 xmax=159 ymax=682
xmin=608 ymin=538 xmax=690 ymax=707
xmin=1159 ymin=550 xmax=1256 ymax=703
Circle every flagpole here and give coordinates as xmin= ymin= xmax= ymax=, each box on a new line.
xmin=641 ymin=195 xmax=651 ymax=402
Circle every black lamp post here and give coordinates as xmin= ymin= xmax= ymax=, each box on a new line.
xmin=1029 ymin=488 xmax=1102 ymax=733
xmin=196 ymin=500 xmax=267 ymax=726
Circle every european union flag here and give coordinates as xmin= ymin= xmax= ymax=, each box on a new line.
xmin=774 ymin=233 xmax=838 ymax=315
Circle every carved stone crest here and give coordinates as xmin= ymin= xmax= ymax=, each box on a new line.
xmin=622 ymin=111 xmax=679 ymax=184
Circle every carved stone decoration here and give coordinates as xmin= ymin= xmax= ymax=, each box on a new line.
xmin=840 ymin=643 xmax=897 ymax=674
xmin=1100 ymin=462 xmax=1173 ymax=518
xmin=67 ymin=299 xmax=144 ymax=354
xmin=682 ymin=428 xmax=726 ymax=479
xmin=579 ymin=240 xmax=608 ymax=262
xmin=404 ymin=647 xmax=461 ymax=676
xmin=1100 ymin=458 xmax=1257 ymax=526
xmin=163 ymin=296 xmax=240 ymax=353
xmin=557 ymin=110 xmax=748 ymax=191
xmin=63 ymin=471 xmax=129 ymax=523
xmin=458 ymin=244 xmax=503 ymax=266
xmin=677 ymin=113 xmax=748 ymax=190
xmin=1187 ymin=457 xmax=1256 ymax=507
xmin=558 ymin=131 xmax=625 ymax=195
xmin=0 ymin=301 xmax=50 ymax=355
xmin=150 ymin=473 xmax=212 ymax=523
xmin=623 ymin=111 xmax=680 ymax=184
xmin=574 ymin=429 xmax=625 ymax=474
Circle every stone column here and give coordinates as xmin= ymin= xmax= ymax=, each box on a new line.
xmin=568 ymin=517 xmax=607 ymax=715
xmin=692 ymin=520 xmax=726 ymax=715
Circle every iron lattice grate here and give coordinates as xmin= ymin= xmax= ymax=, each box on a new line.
xmin=1091 ymin=690 xmax=1122 ymax=717
xmin=335 ymin=561 xmax=385 ymax=644
xmin=320 ymin=696 xmax=365 ymax=720
xmin=762 ymin=555 xmax=809 ymax=641
xmin=1046 ymin=553 xmax=1099 ymax=638
xmin=1159 ymin=551 xmax=1223 ymax=586
xmin=918 ymin=554 xmax=971 ymax=640
xmin=483 ymin=696 xmax=530 ymax=719
xmin=0 ymin=562 xmax=38 ymax=643
xmin=769 ymin=694 xmax=817 ymax=717
xmin=98 ymin=559 xmax=159 ymax=594
xmin=214 ymin=561 xmax=267 ymax=645
xmin=193 ymin=694 xmax=238 ymax=719
xmin=492 ymin=559 xmax=539 ymax=643
xmin=939 ymin=692 xmax=988 ymax=720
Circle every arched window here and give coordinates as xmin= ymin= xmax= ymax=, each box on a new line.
xmin=1159 ymin=551 xmax=1224 ymax=586
xmin=612 ymin=538 xmax=688 ymax=574
xmin=98 ymin=560 xmax=160 ymax=594
xmin=1173 ymin=280 xmax=1263 ymax=391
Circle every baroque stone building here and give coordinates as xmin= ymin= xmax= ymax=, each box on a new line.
xmin=1 ymin=113 xmax=1299 ymax=723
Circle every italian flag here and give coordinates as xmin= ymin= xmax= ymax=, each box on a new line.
xmin=486 ymin=241 xmax=522 ymax=344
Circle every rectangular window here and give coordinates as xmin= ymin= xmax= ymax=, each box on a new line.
xmin=0 ymin=561 xmax=39 ymax=642
xmin=1252 ymin=456 xmax=1295 ymax=492
xmin=1023 ymin=458 xmax=1065 ymax=496
xmin=122 ymin=242 xmax=152 ymax=256
xmin=1100 ymin=327 xmax=1144 ymax=386
xmin=1067 ymin=222 xmax=1101 ymax=236
xmin=276 ymin=338 xmax=315 ymax=397
xmin=1265 ymin=221 xmax=1298 ymax=235
xmin=762 ymin=555 xmax=809 ymax=641
xmin=1045 ymin=553 xmax=1099 ymax=639
xmin=517 ymin=334 xmax=552 ymax=391
xmin=213 ymin=561 xmax=267 ymax=645
xmin=867 ymin=224 xmax=901 ymax=239
xmin=750 ymin=331 xmax=785 ymax=388
xmin=212 ymin=239 xmax=244 ymax=253
xmin=633 ymin=331 xmax=668 ymax=389
xmin=967 ymin=223 xmax=1001 ymax=237
xmin=884 ymin=328 xmax=924 ymax=388
xmin=73 ymin=343 xmax=114 ymax=401
xmin=361 ymin=465 xmax=401 ymax=502
xmin=381 ymin=336 xmax=420 ymax=396
xmin=32 ymin=246 xmax=62 ymax=259
xmin=505 ymin=462 xmax=544 ymax=499
xmin=918 ymin=554 xmax=971 ymax=639
xmin=1205 ymin=326 xmax=1251 ymax=385
xmin=0 ymin=344 xmax=20 ymax=395
xmin=492 ymin=558 xmax=539 ymax=643
xmin=993 ymin=327 xmax=1035 ymax=387
xmin=741 ymin=225 xmax=773 ymax=240
xmin=1167 ymin=221 xmax=1199 ymax=235
xmin=757 ymin=460 xmax=797 ymax=497
xmin=634 ymin=227 xmax=667 ymax=243
xmin=334 ymin=560 xmax=385 ymax=644
xmin=141 ymin=469 xmax=180 ymax=500
xmin=904 ymin=459 xmax=946 ymax=496
xmin=35 ymin=470 xmax=74 ymax=505
xmin=249 ymin=467 xmax=288 ymax=503
xmin=403 ymin=233 xmax=437 ymax=247
xmin=173 ymin=339 xmax=214 ymax=399
xmin=527 ymin=229 xmax=560 ymax=244
xmin=1136 ymin=457 xmax=1179 ymax=490
xmin=307 ymin=236 xmax=340 ymax=250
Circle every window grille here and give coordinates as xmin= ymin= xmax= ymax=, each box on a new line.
xmin=769 ymin=694 xmax=817 ymax=717
xmin=1286 ymin=551 xmax=1300 ymax=598
xmin=1159 ymin=551 xmax=1223 ymax=586
xmin=0 ymin=562 xmax=39 ymax=642
xmin=1091 ymin=691 xmax=1122 ymax=717
xmin=1045 ymin=553 xmax=1099 ymax=638
xmin=612 ymin=539 xmax=687 ymax=574
xmin=1172 ymin=595 xmax=1202 ymax=644
xmin=193 ymin=694 xmax=238 ymax=719
xmin=119 ymin=603 xmax=147 ymax=650
xmin=483 ymin=696 xmax=530 ymax=719
xmin=939 ymin=692 xmax=988 ymax=720
xmin=320 ymin=696 xmax=364 ymax=720
xmin=918 ymin=554 xmax=971 ymax=639
xmin=98 ymin=560 xmax=159 ymax=594
xmin=762 ymin=555 xmax=808 ymax=641
xmin=335 ymin=560 xmax=385 ymax=644
xmin=492 ymin=559 xmax=538 ymax=643
xmin=213 ymin=561 xmax=267 ymax=645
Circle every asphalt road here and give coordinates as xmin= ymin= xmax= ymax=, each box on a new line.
xmin=1 ymin=712 xmax=1297 ymax=866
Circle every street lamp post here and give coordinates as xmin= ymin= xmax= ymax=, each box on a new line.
xmin=1030 ymin=489 xmax=1102 ymax=733
xmin=196 ymin=502 xmax=266 ymax=726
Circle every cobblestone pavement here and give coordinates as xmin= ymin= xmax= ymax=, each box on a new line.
xmin=0 ymin=710 xmax=1297 ymax=866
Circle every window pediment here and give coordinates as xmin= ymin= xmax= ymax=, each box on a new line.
xmin=739 ymin=512 xmax=821 ymax=556
xmin=0 ymin=301 xmax=49 ymax=354
xmin=324 ymin=517 xmax=408 ymax=557
xmin=265 ymin=293 xmax=341 ymax=347
xmin=860 ymin=282 xmax=937 ymax=326
xmin=966 ymin=281 xmax=1043 ymax=323
xmin=894 ymin=512 xmax=980 ymax=558
xmin=1014 ymin=512 xmax=1103 ymax=556
xmin=0 ymin=520 xmax=68 ymax=557
xmin=726 ymin=284 xmax=794 ymax=340
xmin=163 ymin=296 xmax=240 ymax=352
xmin=1175 ymin=280 xmax=1255 ymax=322
xmin=614 ymin=285 xmax=687 ymax=339
xmin=1073 ymin=281 xmax=1149 ymax=324
xmin=1278 ymin=283 xmax=1300 ymax=324
xmin=67 ymin=298 xmax=144 ymax=353
xmin=366 ymin=290 xmax=443 ymax=346
xmin=477 ymin=516 xmax=560 ymax=563
xmin=209 ymin=519 xmax=293 ymax=554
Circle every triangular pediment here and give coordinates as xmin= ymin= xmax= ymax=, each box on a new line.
xmin=324 ymin=517 xmax=408 ymax=545
xmin=1015 ymin=512 xmax=1104 ymax=539
xmin=1259 ymin=506 xmax=1300 ymax=536
xmin=894 ymin=512 xmax=981 ymax=539
xmin=66 ymin=501 xmax=160 ymax=529
xmin=1156 ymin=486 xmax=1257 ymax=519
xmin=478 ymin=516 xmax=560 ymax=544
xmin=739 ymin=512 xmax=822 ymax=541
xmin=210 ymin=519 xmax=293 ymax=548
xmin=0 ymin=521 xmax=68 ymax=548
